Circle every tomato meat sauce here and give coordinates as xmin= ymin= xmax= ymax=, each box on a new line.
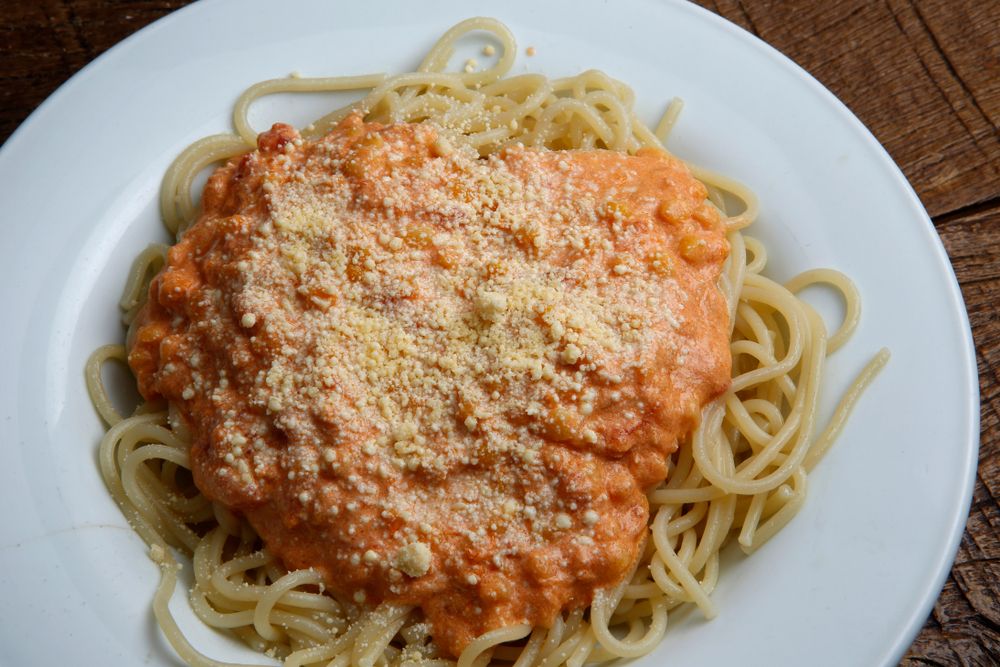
xmin=129 ymin=115 xmax=731 ymax=656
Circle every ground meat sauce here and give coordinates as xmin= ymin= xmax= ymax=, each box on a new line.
xmin=128 ymin=115 xmax=731 ymax=656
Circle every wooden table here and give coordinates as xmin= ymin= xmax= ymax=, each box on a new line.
xmin=1 ymin=1 xmax=996 ymax=664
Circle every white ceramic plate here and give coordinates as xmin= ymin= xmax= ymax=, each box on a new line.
xmin=0 ymin=0 xmax=978 ymax=665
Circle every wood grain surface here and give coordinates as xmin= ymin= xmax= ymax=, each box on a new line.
xmin=1 ymin=1 xmax=997 ymax=664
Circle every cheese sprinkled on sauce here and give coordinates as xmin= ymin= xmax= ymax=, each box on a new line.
xmin=128 ymin=115 xmax=731 ymax=656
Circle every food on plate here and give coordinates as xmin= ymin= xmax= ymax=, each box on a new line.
xmin=86 ymin=17 xmax=887 ymax=667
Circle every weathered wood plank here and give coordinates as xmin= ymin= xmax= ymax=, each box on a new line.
xmin=0 ymin=2 xmax=81 ymax=142
xmin=697 ymin=0 xmax=1000 ymax=218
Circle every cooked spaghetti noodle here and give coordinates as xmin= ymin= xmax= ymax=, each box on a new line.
xmin=87 ymin=17 xmax=888 ymax=667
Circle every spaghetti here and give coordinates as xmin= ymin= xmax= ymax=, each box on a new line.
xmin=87 ymin=17 xmax=888 ymax=667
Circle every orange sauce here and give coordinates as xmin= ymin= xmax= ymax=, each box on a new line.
xmin=129 ymin=115 xmax=731 ymax=656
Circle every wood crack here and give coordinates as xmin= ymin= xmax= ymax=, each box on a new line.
xmin=907 ymin=0 xmax=998 ymax=133
xmin=733 ymin=0 xmax=762 ymax=37
xmin=777 ymin=3 xmax=871 ymax=56
xmin=882 ymin=0 xmax=982 ymax=145
xmin=934 ymin=197 xmax=1000 ymax=226
xmin=58 ymin=0 xmax=96 ymax=62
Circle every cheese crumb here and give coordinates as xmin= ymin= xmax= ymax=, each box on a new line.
xmin=560 ymin=343 xmax=582 ymax=364
xmin=475 ymin=291 xmax=508 ymax=323
xmin=394 ymin=542 xmax=432 ymax=577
